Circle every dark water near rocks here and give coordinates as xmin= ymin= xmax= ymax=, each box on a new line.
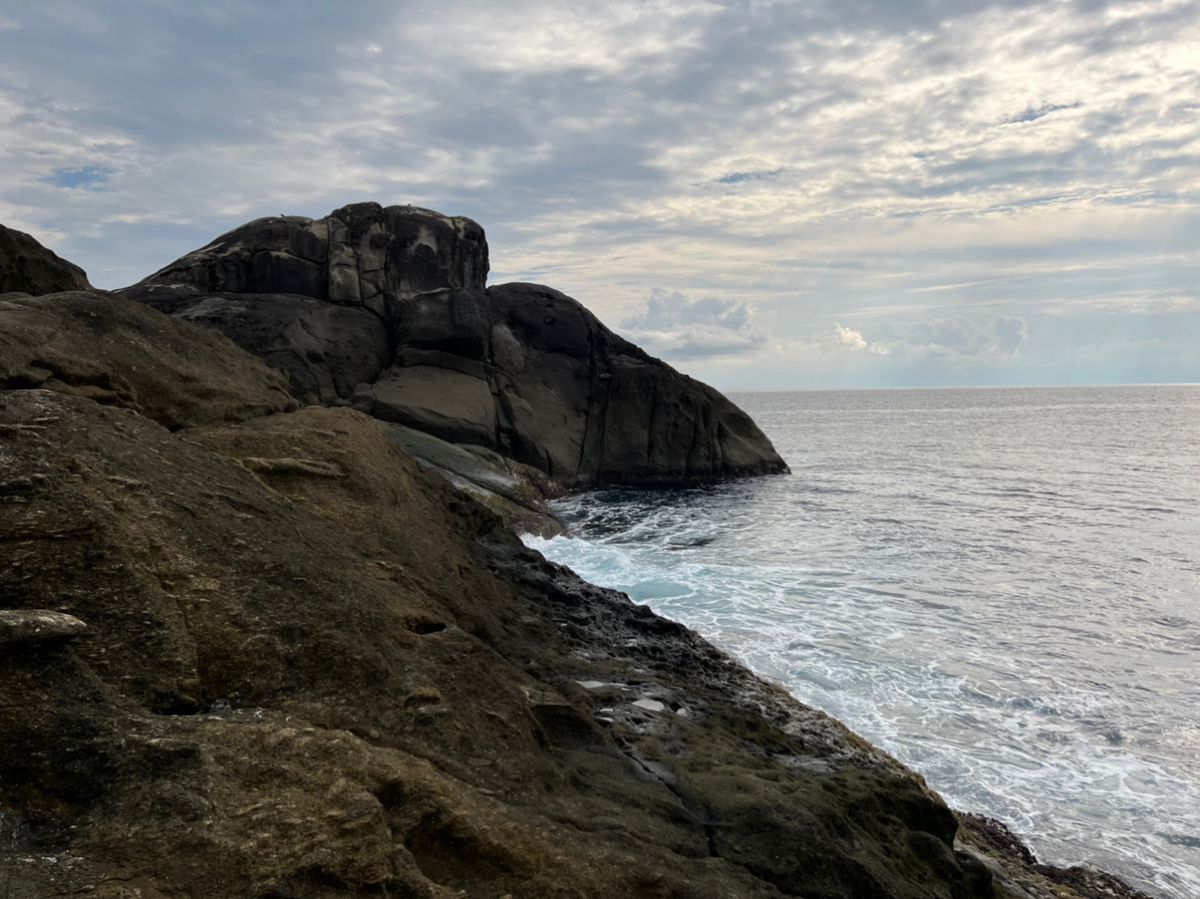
xmin=526 ymin=385 xmax=1200 ymax=899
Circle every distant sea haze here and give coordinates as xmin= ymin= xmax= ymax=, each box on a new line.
xmin=528 ymin=385 xmax=1200 ymax=899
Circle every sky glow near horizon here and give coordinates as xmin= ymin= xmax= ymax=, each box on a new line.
xmin=1 ymin=0 xmax=1197 ymax=388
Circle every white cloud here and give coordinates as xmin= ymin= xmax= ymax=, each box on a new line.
xmin=834 ymin=323 xmax=868 ymax=350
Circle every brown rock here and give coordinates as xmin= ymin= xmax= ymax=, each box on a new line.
xmin=0 ymin=291 xmax=296 ymax=429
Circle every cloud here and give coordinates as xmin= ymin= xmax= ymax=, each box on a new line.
xmin=834 ymin=323 xmax=868 ymax=350
xmin=717 ymin=168 xmax=783 ymax=185
xmin=1002 ymin=101 xmax=1083 ymax=124
xmin=874 ymin=315 xmax=1029 ymax=358
xmin=0 ymin=0 xmax=1195 ymax=385
xmin=621 ymin=288 xmax=766 ymax=359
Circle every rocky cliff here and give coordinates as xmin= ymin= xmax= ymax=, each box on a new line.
xmin=117 ymin=203 xmax=788 ymax=527
xmin=0 ymin=227 xmax=1151 ymax=899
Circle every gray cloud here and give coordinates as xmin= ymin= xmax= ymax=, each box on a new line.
xmin=874 ymin=315 xmax=1028 ymax=358
xmin=717 ymin=169 xmax=784 ymax=185
xmin=622 ymin=289 xmax=766 ymax=359
xmin=1002 ymin=101 xmax=1083 ymax=125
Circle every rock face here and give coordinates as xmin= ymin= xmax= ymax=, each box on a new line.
xmin=0 ymin=224 xmax=91 ymax=295
xmin=0 ymin=328 xmax=976 ymax=899
xmin=119 ymin=203 xmax=788 ymax=492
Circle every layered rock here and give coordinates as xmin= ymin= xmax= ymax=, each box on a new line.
xmin=119 ymin=203 xmax=788 ymax=497
xmin=0 ymin=224 xmax=91 ymax=295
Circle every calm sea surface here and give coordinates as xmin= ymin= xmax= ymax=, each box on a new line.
xmin=525 ymin=385 xmax=1200 ymax=899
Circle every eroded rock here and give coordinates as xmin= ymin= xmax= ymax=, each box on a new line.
xmin=0 ymin=291 xmax=296 ymax=429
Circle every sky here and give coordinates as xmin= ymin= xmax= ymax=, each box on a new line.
xmin=1 ymin=0 xmax=1197 ymax=388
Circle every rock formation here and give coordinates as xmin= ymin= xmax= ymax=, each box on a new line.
xmin=118 ymin=203 xmax=788 ymax=515
xmin=0 ymin=225 xmax=1150 ymax=899
xmin=0 ymin=224 xmax=91 ymax=295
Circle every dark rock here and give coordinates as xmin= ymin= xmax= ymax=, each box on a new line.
xmin=173 ymin=293 xmax=389 ymax=405
xmin=0 ymin=225 xmax=90 ymax=296
xmin=119 ymin=206 xmax=788 ymax=493
xmin=957 ymin=813 xmax=1156 ymax=899
xmin=125 ymin=203 xmax=488 ymax=319
xmin=379 ymin=281 xmax=789 ymax=487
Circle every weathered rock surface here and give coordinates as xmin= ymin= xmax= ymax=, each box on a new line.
xmin=0 ymin=224 xmax=90 ymax=296
xmin=0 ymin=291 xmax=295 ymax=429
xmin=128 ymin=204 xmax=488 ymax=315
xmin=119 ymin=204 xmax=788 ymax=494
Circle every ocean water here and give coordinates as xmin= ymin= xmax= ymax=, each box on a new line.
xmin=525 ymin=385 xmax=1200 ymax=899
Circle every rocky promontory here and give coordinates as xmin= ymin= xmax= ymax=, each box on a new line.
xmin=117 ymin=204 xmax=787 ymax=530
xmin=0 ymin=220 xmax=1150 ymax=898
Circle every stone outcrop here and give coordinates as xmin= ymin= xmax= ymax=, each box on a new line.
xmin=0 ymin=224 xmax=91 ymax=296
xmin=119 ymin=203 xmax=788 ymax=495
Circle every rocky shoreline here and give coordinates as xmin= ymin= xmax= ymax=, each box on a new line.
xmin=0 ymin=215 xmax=1155 ymax=897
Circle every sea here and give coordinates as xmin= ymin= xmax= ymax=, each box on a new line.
xmin=524 ymin=385 xmax=1200 ymax=899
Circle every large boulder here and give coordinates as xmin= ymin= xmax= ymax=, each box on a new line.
xmin=119 ymin=204 xmax=788 ymax=489
xmin=0 ymin=224 xmax=91 ymax=295
xmin=370 ymin=282 xmax=786 ymax=485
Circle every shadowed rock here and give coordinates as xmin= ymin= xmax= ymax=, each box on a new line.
xmin=0 ymin=224 xmax=90 ymax=296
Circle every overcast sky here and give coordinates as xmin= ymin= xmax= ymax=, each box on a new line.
xmin=2 ymin=0 xmax=1197 ymax=388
